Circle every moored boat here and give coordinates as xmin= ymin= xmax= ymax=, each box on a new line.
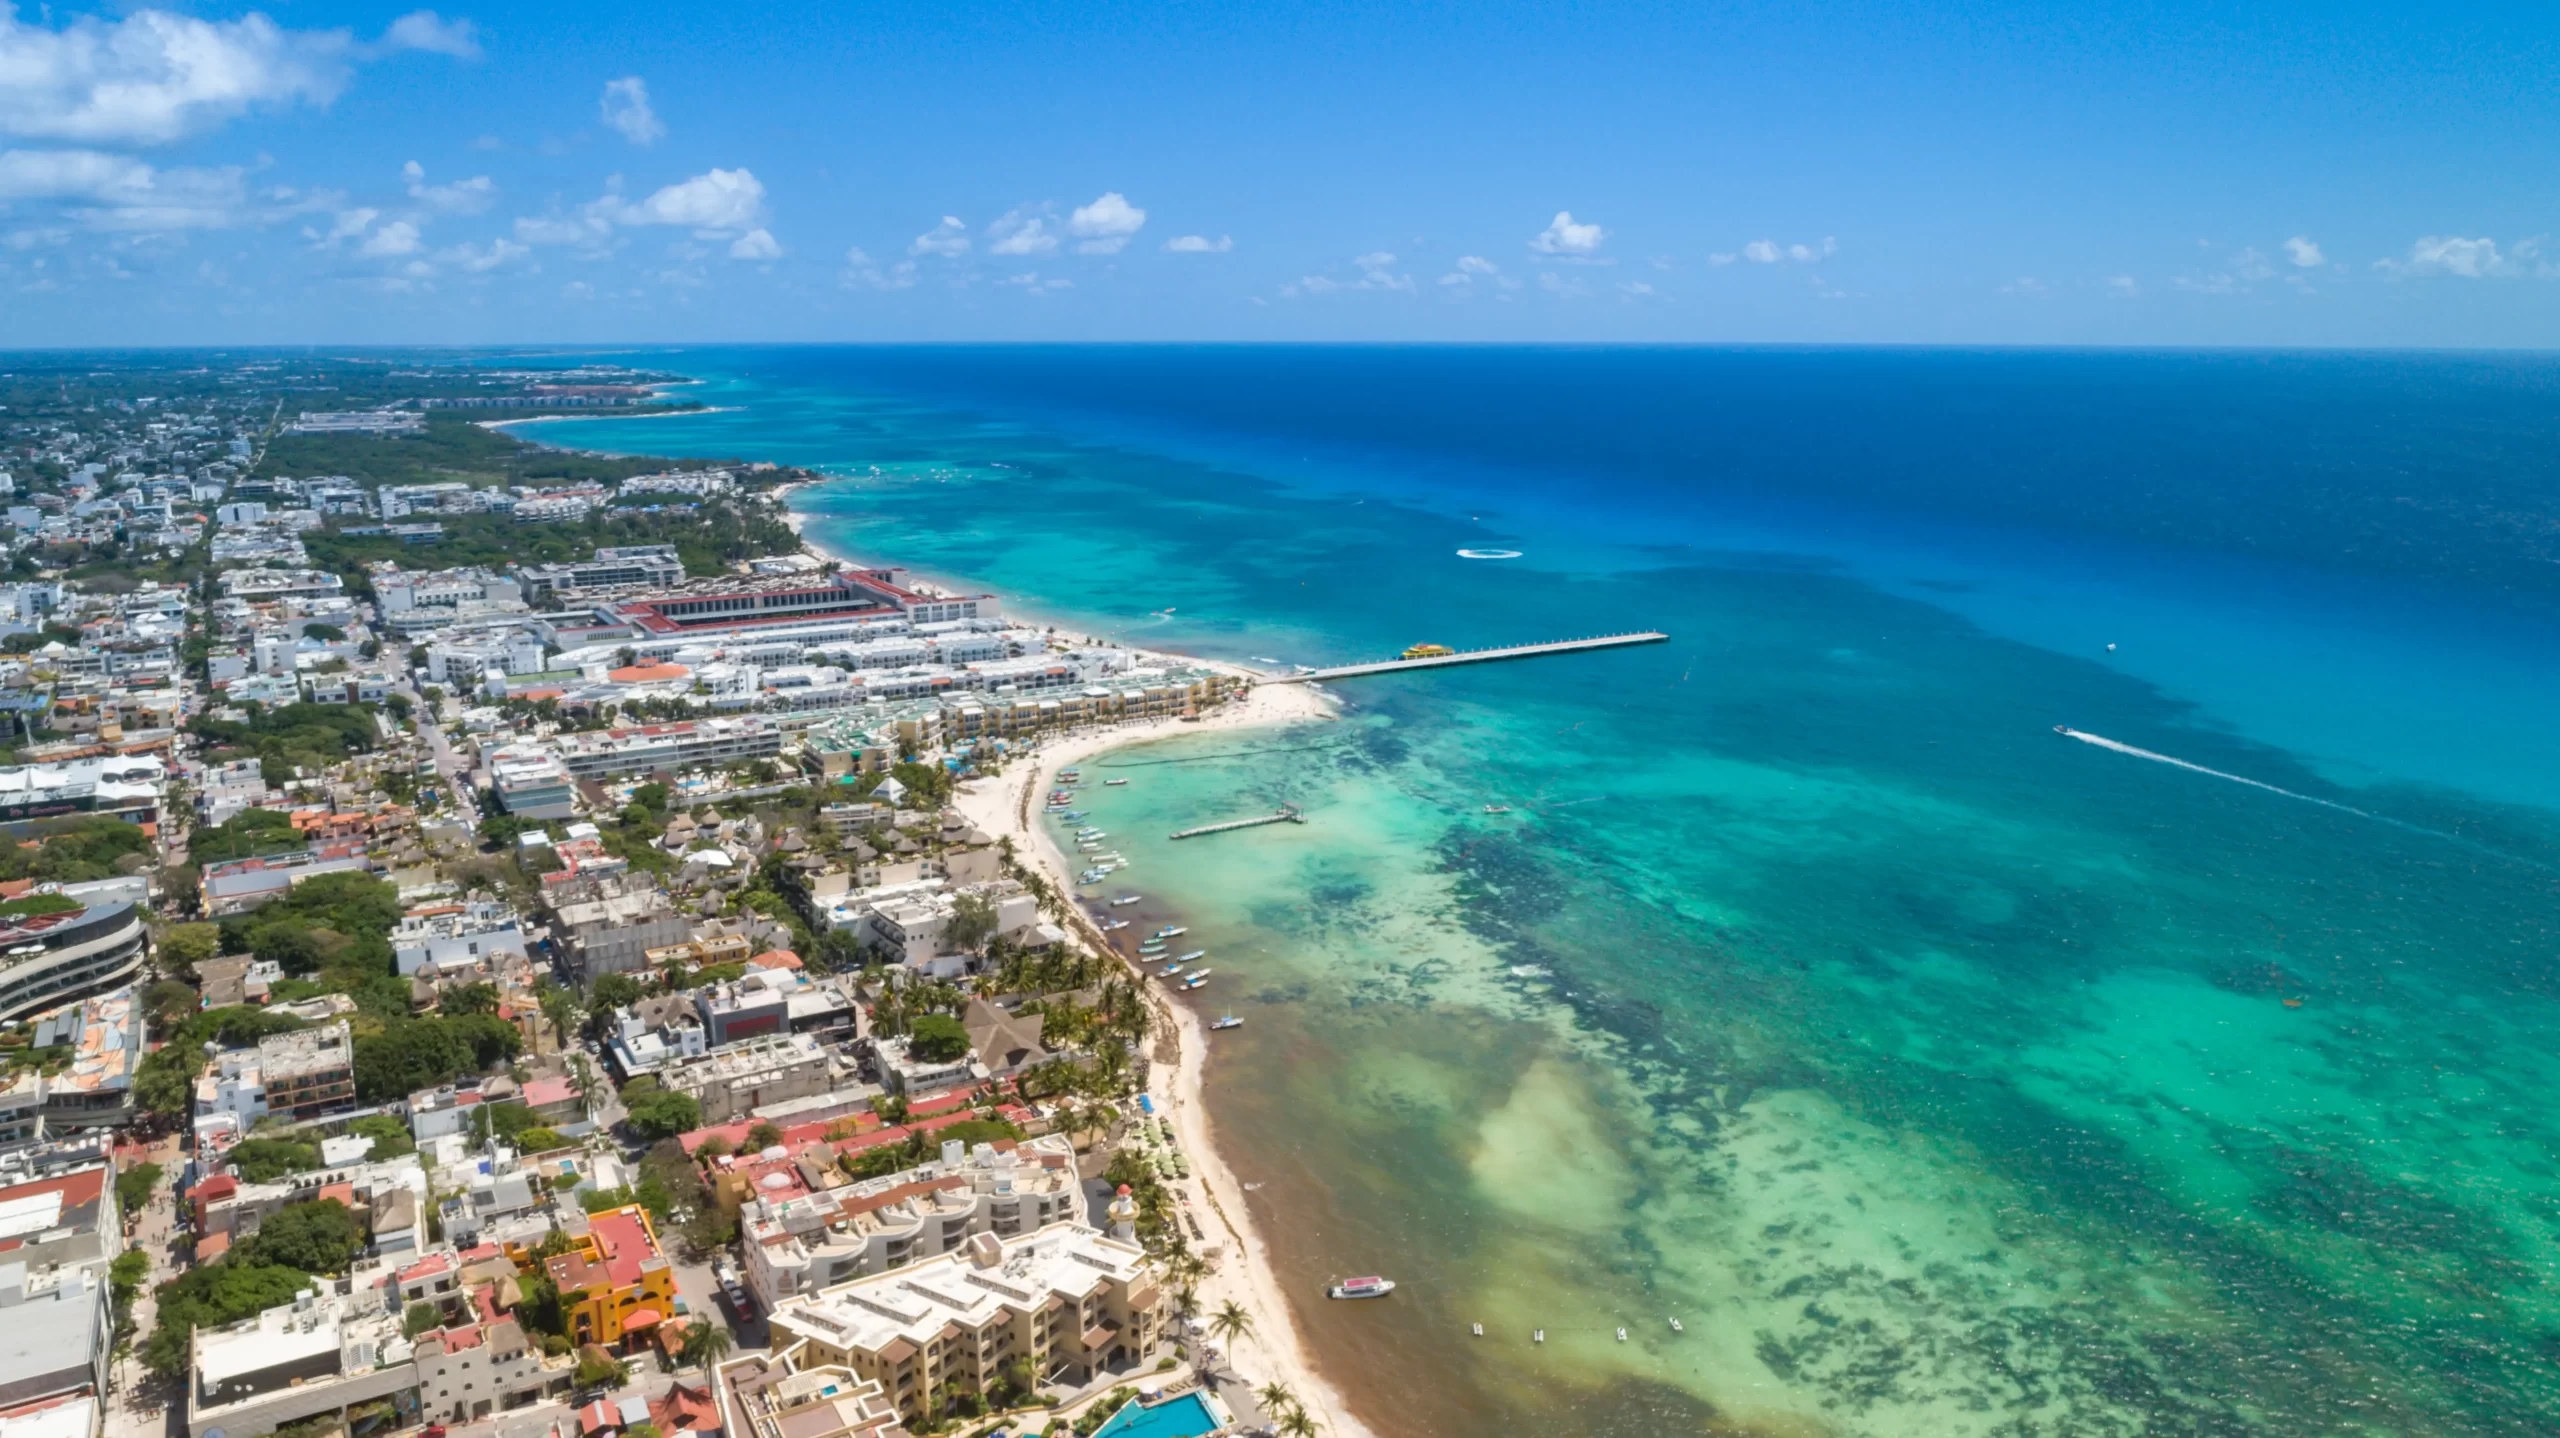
xmin=1210 ymin=1016 xmax=1242 ymax=1030
xmin=1328 ymin=1277 xmax=1395 ymax=1300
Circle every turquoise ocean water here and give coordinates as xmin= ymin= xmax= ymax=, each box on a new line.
xmin=524 ymin=347 xmax=2560 ymax=1436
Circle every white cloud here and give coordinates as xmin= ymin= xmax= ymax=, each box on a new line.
xmin=0 ymin=6 xmax=472 ymax=147
xmin=2106 ymin=274 xmax=2140 ymax=298
xmin=1737 ymin=236 xmax=1836 ymax=265
xmin=1999 ymin=276 xmax=2048 ymax=296
xmin=401 ymin=162 xmax=495 ymax=215
xmin=2283 ymin=236 xmax=2323 ymax=268
xmin=842 ymin=246 xmax=917 ymax=290
xmin=437 ymin=237 xmax=527 ymax=272
xmin=600 ymin=77 xmax=664 ymax=146
xmin=360 ymin=219 xmax=420 ymax=256
xmin=515 ymin=215 xmax=603 ymax=246
xmin=2230 ymin=247 xmax=2275 ymax=282
xmin=1067 ymin=191 xmax=1145 ymax=254
xmin=1455 ymin=255 xmax=1499 ymax=275
xmin=2382 ymin=235 xmax=2527 ymax=279
xmin=1617 ymin=280 xmax=1656 ymax=297
xmin=593 ymin=168 xmax=765 ymax=231
xmin=1354 ymin=250 xmax=1395 ymax=268
xmin=987 ymin=208 xmax=1057 ymax=256
xmin=313 ymin=206 xmax=379 ymax=246
xmin=909 ymin=217 xmax=969 ymax=257
xmin=0 ymin=146 xmax=256 ymax=229
xmin=1707 ymin=252 xmax=1737 ymax=266
xmin=377 ymin=11 xmax=480 ymax=59
xmin=1162 ymin=234 xmax=1231 ymax=253
xmin=1530 ymin=210 xmax=1604 ymax=255
xmin=999 ymin=270 xmax=1071 ymax=295
xmin=728 ymin=227 xmax=781 ymax=261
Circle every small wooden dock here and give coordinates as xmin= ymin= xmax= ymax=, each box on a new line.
xmin=1170 ymin=804 xmax=1304 ymax=840
xmin=1263 ymin=631 xmax=1668 ymax=683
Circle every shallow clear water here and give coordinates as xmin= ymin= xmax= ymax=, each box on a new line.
xmin=532 ymin=347 xmax=2560 ymax=1436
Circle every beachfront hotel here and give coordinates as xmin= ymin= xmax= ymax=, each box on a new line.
xmin=761 ymin=1221 xmax=1167 ymax=1423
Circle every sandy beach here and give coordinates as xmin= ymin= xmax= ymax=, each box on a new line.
xmin=951 ymin=680 xmax=1376 ymax=1438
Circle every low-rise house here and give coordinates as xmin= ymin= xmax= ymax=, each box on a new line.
xmin=861 ymin=1034 xmax=989 ymax=1098
xmin=392 ymin=901 xmax=529 ymax=977
xmin=185 ymin=1282 xmax=410 ymax=1438
xmin=658 ymin=1034 xmax=839 ymax=1127
xmin=542 ymin=1204 xmax=677 ymax=1353
xmin=193 ymin=1020 xmax=357 ymax=1146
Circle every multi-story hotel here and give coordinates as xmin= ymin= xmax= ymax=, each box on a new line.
xmin=738 ymin=1136 xmax=1081 ymax=1312
xmin=762 ymin=1222 xmax=1165 ymax=1424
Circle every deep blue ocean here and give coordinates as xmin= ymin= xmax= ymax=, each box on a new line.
xmin=530 ymin=346 xmax=2560 ymax=1436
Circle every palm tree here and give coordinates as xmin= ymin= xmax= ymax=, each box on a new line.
xmin=1255 ymin=1381 xmax=1297 ymax=1418
xmin=682 ymin=1322 xmax=732 ymax=1374
xmin=1275 ymin=1409 xmax=1319 ymax=1438
xmin=1207 ymin=1299 xmax=1254 ymax=1352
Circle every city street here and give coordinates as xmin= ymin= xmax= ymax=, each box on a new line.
xmin=105 ymin=1138 xmax=185 ymax=1438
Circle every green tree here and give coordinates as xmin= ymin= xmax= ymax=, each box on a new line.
xmin=622 ymin=1088 xmax=701 ymax=1140
xmin=680 ymin=1322 xmax=732 ymax=1373
xmin=404 ymin=1301 xmax=445 ymax=1337
xmin=743 ymin=1122 xmax=783 ymax=1151
xmin=908 ymin=1012 xmax=971 ymax=1063
xmin=227 ymin=1138 xmax=321 ymax=1183
xmin=114 ymin=1161 xmax=163 ymax=1218
xmin=144 ymin=1261 xmax=314 ymax=1377
xmin=346 ymin=1113 xmax=417 ymax=1159
xmin=155 ymin=922 xmax=221 ymax=975
xmin=236 ymin=1199 xmax=365 ymax=1274
xmin=945 ymin=891 xmax=999 ymax=958
xmin=441 ymin=982 xmax=501 ymax=1017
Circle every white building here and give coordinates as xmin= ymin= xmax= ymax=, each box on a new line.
xmin=391 ymin=902 xmax=529 ymax=977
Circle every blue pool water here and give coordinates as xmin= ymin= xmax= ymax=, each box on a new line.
xmin=1088 ymin=1392 xmax=1221 ymax=1438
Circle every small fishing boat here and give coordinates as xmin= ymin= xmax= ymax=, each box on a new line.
xmin=1533 ymin=1329 xmax=1545 ymax=1344
xmin=1105 ymin=778 xmax=1128 ymax=786
xmin=1483 ymin=804 xmax=1511 ymax=814
xmin=1184 ymin=974 xmax=1209 ymax=990
xmin=1160 ymin=963 xmax=1186 ymax=977
xmin=1470 ymin=1323 xmax=1483 ymax=1337
xmin=1616 ymin=1327 xmax=1628 ymax=1343
xmin=1103 ymin=920 xmax=1129 ymax=931
xmin=1210 ymin=1016 xmax=1242 ymax=1031
xmin=1111 ymin=895 xmax=1142 ymax=907
xmin=1329 ymin=1277 xmax=1395 ymax=1300
xmin=1059 ymin=769 xmax=1081 ymax=779
xmin=1669 ymin=1317 xmax=1683 ymax=1333
xmin=2053 ymin=725 xmax=2070 ymax=736
xmin=1177 ymin=950 xmax=1207 ymax=963
xmin=1155 ymin=926 xmax=1188 ymax=939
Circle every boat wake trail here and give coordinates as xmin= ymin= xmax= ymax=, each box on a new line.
xmin=2056 ymin=727 xmax=2553 ymax=873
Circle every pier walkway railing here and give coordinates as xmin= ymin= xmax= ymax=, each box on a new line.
xmin=1260 ymin=631 xmax=1669 ymax=683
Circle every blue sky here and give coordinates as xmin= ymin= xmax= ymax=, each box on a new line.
xmin=2 ymin=0 xmax=2558 ymax=346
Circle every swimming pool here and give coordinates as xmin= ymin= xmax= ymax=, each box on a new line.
xmin=1088 ymin=1392 xmax=1221 ymax=1438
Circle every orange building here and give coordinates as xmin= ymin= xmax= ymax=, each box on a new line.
xmin=541 ymin=1205 xmax=678 ymax=1352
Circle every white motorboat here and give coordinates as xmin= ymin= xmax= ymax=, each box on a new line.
xmin=1210 ymin=1017 xmax=1242 ymax=1030
xmin=1328 ymin=1277 xmax=1395 ymax=1300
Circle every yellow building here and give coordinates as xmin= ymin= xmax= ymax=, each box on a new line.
xmin=541 ymin=1205 xmax=678 ymax=1352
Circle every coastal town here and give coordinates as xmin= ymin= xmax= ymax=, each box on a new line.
xmin=0 ymin=356 xmax=1355 ymax=1438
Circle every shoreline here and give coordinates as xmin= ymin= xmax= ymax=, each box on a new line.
xmin=948 ymin=687 xmax=1372 ymax=1438
xmin=508 ymin=430 xmax=1372 ymax=1434
xmin=787 ymin=480 xmax=1373 ymax=1436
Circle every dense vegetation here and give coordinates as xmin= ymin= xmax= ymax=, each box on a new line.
xmin=305 ymin=499 xmax=797 ymax=590
xmin=142 ymin=1196 xmax=370 ymax=1376
xmin=191 ymin=703 xmax=380 ymax=789
xmin=0 ymin=816 xmax=150 ymax=885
